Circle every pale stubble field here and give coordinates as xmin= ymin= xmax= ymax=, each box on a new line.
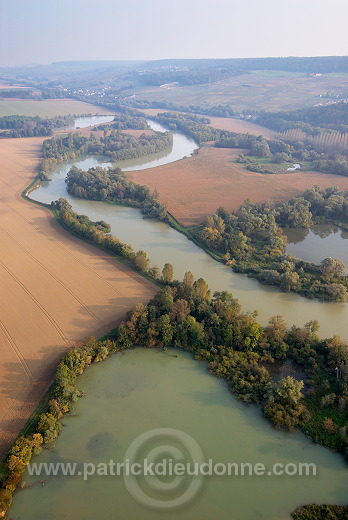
xmin=0 ymin=136 xmax=156 ymax=456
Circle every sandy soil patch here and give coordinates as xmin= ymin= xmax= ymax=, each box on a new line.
xmin=0 ymin=137 xmax=156 ymax=457
xmin=126 ymin=144 xmax=348 ymax=226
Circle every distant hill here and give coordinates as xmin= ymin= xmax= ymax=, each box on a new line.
xmin=142 ymin=56 xmax=348 ymax=74
xmin=257 ymin=102 xmax=348 ymax=132
xmin=1 ymin=56 xmax=347 ymax=93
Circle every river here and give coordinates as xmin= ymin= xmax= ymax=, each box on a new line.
xmin=29 ymin=117 xmax=348 ymax=340
xmin=67 ymin=114 xmax=115 ymax=129
xmin=9 ymin=115 xmax=348 ymax=520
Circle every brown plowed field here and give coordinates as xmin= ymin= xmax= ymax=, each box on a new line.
xmin=0 ymin=137 xmax=156 ymax=457
xmin=126 ymin=144 xmax=348 ymax=226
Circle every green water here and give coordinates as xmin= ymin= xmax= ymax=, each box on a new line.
xmin=8 ymin=349 xmax=348 ymax=520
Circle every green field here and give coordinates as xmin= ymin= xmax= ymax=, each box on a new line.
xmin=0 ymin=98 xmax=114 ymax=117
xmin=135 ymin=71 xmax=348 ymax=111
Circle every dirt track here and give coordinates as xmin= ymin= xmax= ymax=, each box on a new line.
xmin=0 ymin=137 xmax=156 ymax=456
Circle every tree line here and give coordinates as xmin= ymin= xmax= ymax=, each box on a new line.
xmin=38 ymin=126 xmax=173 ymax=180
xmin=1 ymin=270 xmax=347 ymax=517
xmin=65 ymin=166 xmax=168 ymax=220
xmin=147 ymin=110 xmax=348 ymax=178
xmin=1 ymin=191 xmax=347 ymax=516
xmin=133 ymin=99 xmax=239 ymax=118
xmin=149 ymin=111 xmax=221 ymax=144
xmin=132 ymin=66 xmax=243 ymax=87
xmin=257 ymin=102 xmax=348 ymax=134
xmin=199 ymin=187 xmax=348 ymax=302
xmin=93 ymin=114 xmax=149 ymax=131
xmin=0 ymin=115 xmax=75 ymax=138
xmin=215 ymin=124 xmax=348 ymax=177
xmin=52 ymin=198 xmax=168 ymax=274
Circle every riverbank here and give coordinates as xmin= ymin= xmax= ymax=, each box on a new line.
xmin=2 ymin=122 xmax=348 ymax=520
xmin=3 ymin=314 xmax=345 ymax=518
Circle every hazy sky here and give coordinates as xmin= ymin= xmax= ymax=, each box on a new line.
xmin=1 ymin=0 xmax=347 ymax=67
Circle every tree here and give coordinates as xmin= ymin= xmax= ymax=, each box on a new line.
xmin=326 ymin=283 xmax=348 ymax=302
xmin=162 ymin=263 xmax=174 ymax=282
xmin=154 ymin=286 xmax=174 ymax=312
xmin=250 ymin=138 xmax=271 ymax=158
xmin=148 ymin=265 xmax=161 ymax=279
xmin=263 ymin=377 xmax=306 ymax=431
xmin=37 ymin=413 xmax=61 ymax=444
xmin=170 ymin=299 xmax=191 ymax=321
xmin=183 ymin=271 xmax=194 ymax=287
xmin=201 ymin=227 xmax=222 ymax=248
xmin=212 ymin=291 xmax=241 ymax=322
xmin=134 ymin=250 xmax=149 ymax=272
xmin=321 ymin=257 xmax=346 ymax=280
xmin=273 ymin=152 xmax=291 ymax=163
xmin=206 ymin=214 xmax=225 ymax=234
xmin=185 ymin=315 xmax=205 ymax=348
xmin=157 ymin=314 xmax=173 ymax=348
xmin=264 ymin=315 xmax=289 ymax=359
xmin=193 ymin=278 xmax=211 ymax=301
xmin=228 ymin=232 xmax=252 ymax=260
xmin=265 ymin=315 xmax=287 ymax=343
xmin=279 ymin=271 xmax=300 ymax=292
xmin=327 ymin=335 xmax=348 ymax=368
xmin=258 ymin=270 xmax=280 ymax=285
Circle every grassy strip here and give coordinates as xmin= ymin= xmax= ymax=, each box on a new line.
xmin=166 ymin=212 xmax=224 ymax=262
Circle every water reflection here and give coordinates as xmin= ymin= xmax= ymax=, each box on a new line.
xmin=285 ymin=224 xmax=348 ymax=269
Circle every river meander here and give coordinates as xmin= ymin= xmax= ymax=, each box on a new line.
xmin=9 ymin=115 xmax=348 ymax=520
xmin=29 ymin=118 xmax=348 ymax=340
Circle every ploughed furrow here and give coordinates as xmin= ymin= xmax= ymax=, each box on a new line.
xmin=0 ymin=319 xmax=34 ymax=381
xmin=0 ymin=135 xmax=157 ymax=457
xmin=0 ymin=223 xmax=99 ymax=322
xmin=0 ymin=259 xmax=70 ymax=345
xmin=2 ymin=197 xmax=150 ymax=308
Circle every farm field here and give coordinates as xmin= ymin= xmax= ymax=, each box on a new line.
xmin=0 ymin=136 xmax=156 ymax=457
xmin=206 ymin=115 xmax=276 ymax=138
xmin=135 ymin=71 xmax=348 ymax=111
xmin=126 ymin=144 xmax=348 ymax=226
xmin=0 ymin=98 xmax=114 ymax=117
xmin=141 ymin=108 xmax=275 ymax=138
